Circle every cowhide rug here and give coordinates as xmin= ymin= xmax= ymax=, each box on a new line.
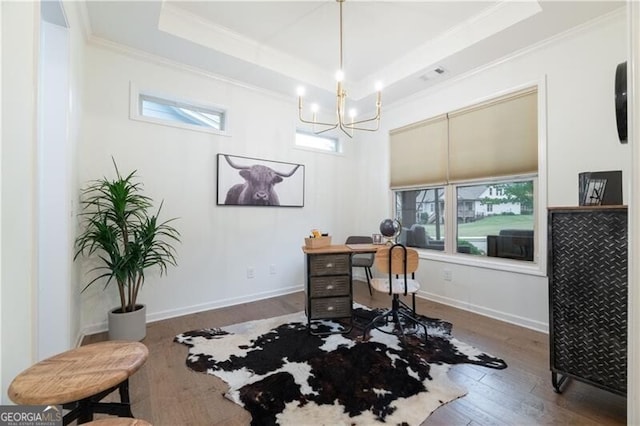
xmin=175 ymin=306 xmax=507 ymax=426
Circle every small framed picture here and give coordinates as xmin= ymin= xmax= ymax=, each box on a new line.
xmin=372 ymin=233 xmax=383 ymax=244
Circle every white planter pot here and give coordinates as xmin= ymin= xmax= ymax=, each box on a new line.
xmin=108 ymin=304 xmax=146 ymax=341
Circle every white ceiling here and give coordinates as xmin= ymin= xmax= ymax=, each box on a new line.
xmin=84 ymin=1 xmax=625 ymax=113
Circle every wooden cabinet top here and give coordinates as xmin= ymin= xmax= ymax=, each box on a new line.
xmin=302 ymin=244 xmax=381 ymax=254
xmin=548 ymin=205 xmax=627 ymax=211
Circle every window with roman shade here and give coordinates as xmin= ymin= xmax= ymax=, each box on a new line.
xmin=390 ymin=86 xmax=539 ymax=266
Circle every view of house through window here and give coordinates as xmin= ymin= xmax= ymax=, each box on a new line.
xmin=395 ymin=188 xmax=446 ymax=251
xmin=394 ymin=178 xmax=535 ymax=262
xmin=457 ymin=179 xmax=534 ymax=260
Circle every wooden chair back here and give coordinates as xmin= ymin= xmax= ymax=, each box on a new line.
xmin=374 ymin=244 xmax=419 ymax=275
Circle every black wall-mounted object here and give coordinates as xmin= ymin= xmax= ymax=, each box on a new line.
xmin=615 ymin=61 xmax=627 ymax=143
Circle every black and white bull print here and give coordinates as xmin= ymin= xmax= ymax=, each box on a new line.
xmin=223 ymin=155 xmax=300 ymax=206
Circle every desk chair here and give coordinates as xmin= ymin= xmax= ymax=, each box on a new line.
xmin=345 ymin=235 xmax=374 ymax=295
xmin=363 ymin=243 xmax=428 ymax=342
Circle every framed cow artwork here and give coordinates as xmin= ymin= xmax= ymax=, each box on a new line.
xmin=216 ymin=154 xmax=305 ymax=207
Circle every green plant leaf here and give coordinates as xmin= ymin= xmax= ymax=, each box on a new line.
xmin=74 ymin=159 xmax=181 ymax=312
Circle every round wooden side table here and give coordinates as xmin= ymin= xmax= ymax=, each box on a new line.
xmin=8 ymin=341 xmax=148 ymax=425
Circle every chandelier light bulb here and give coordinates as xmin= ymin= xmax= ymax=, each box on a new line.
xmin=375 ymin=81 xmax=383 ymax=92
xmin=311 ymin=103 xmax=319 ymax=113
xmin=297 ymin=86 xmax=306 ymax=97
xmin=349 ymin=108 xmax=357 ymax=118
xmin=335 ymin=70 xmax=345 ymax=82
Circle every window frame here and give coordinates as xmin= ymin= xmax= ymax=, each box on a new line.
xmin=129 ymin=82 xmax=230 ymax=136
xmin=394 ymin=177 xmax=543 ymax=276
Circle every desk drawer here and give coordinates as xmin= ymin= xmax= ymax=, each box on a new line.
xmin=309 ymin=276 xmax=350 ymax=297
xmin=309 ymin=297 xmax=351 ymax=319
xmin=309 ymin=254 xmax=350 ymax=276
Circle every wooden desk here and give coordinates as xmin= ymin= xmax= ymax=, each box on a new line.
xmin=301 ymin=244 xmax=382 ymax=334
xmin=8 ymin=341 xmax=148 ymax=425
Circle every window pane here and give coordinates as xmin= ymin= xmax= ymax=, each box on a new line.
xmin=394 ymin=188 xmax=445 ymax=250
xmin=295 ymin=131 xmax=339 ymax=153
xmin=456 ymin=180 xmax=534 ymax=260
xmin=139 ymin=94 xmax=225 ymax=131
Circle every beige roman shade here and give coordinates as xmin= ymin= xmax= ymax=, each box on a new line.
xmin=389 ymin=115 xmax=447 ymax=188
xmin=448 ymin=88 xmax=538 ymax=182
xmin=389 ymin=87 xmax=538 ymax=188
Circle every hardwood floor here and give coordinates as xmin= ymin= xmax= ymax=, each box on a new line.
xmin=82 ymin=282 xmax=626 ymax=425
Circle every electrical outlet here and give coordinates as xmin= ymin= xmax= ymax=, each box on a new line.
xmin=269 ymin=264 xmax=276 ymax=275
xmin=247 ymin=267 xmax=255 ymax=279
xmin=443 ymin=269 xmax=452 ymax=281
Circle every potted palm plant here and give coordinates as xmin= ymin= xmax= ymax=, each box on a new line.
xmin=74 ymin=159 xmax=180 ymax=341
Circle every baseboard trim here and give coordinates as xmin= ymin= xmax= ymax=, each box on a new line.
xmin=81 ymin=285 xmax=304 ymax=337
xmin=147 ymin=285 xmax=304 ymax=323
xmin=80 ymin=284 xmax=547 ymax=337
xmin=354 ymin=274 xmax=547 ymax=333
xmin=416 ymin=290 xmax=548 ymax=334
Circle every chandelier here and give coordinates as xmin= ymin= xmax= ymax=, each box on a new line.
xmin=297 ymin=0 xmax=382 ymax=138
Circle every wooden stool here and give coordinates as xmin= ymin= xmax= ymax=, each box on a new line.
xmin=83 ymin=418 xmax=152 ymax=426
xmin=8 ymin=341 xmax=148 ymax=425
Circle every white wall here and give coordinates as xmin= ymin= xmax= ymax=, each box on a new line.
xmin=1 ymin=0 xmax=38 ymax=404
xmin=65 ymin=0 xmax=85 ymax=349
xmin=78 ymin=43 xmax=361 ymax=333
xmin=1 ymin=0 xmax=4 ymax=400
xmin=0 ymin=0 xmax=85 ymax=403
xmin=353 ymin=10 xmax=630 ymax=332
xmin=38 ymin=19 xmax=71 ymax=360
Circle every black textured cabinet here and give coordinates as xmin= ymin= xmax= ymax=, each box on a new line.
xmin=548 ymin=206 xmax=627 ymax=396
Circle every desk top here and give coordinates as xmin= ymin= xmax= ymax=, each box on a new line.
xmin=302 ymin=243 xmax=382 ymax=254
xmin=8 ymin=341 xmax=149 ymax=405
xmin=83 ymin=419 xmax=152 ymax=426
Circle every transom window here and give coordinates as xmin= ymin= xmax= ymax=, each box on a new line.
xmin=129 ymin=84 xmax=228 ymax=135
xmin=390 ymin=86 xmax=539 ymax=265
xmin=295 ymin=131 xmax=341 ymax=153
xmin=139 ymin=94 xmax=225 ymax=131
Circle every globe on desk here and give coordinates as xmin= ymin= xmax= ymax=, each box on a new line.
xmin=379 ymin=219 xmax=401 ymax=244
